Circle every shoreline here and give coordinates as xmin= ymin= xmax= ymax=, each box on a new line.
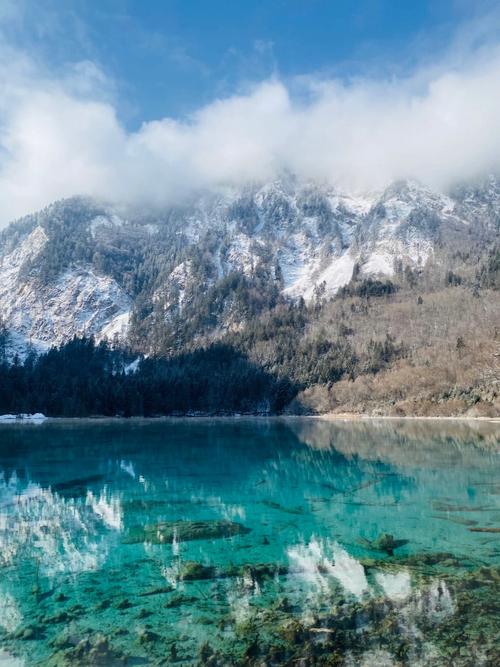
xmin=313 ymin=413 xmax=500 ymax=424
xmin=0 ymin=412 xmax=499 ymax=425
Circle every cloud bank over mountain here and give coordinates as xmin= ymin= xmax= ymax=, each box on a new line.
xmin=1 ymin=10 xmax=500 ymax=225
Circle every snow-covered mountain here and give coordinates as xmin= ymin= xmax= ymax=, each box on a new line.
xmin=0 ymin=176 xmax=498 ymax=355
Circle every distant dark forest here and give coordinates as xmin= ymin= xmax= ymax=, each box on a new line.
xmin=0 ymin=244 xmax=498 ymax=418
xmin=0 ymin=337 xmax=294 ymax=417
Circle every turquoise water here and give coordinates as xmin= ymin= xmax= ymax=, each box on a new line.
xmin=0 ymin=418 xmax=499 ymax=666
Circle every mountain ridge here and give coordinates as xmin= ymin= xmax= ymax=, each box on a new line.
xmin=0 ymin=176 xmax=498 ymax=357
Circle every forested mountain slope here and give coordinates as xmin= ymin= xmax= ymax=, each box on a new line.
xmin=0 ymin=176 xmax=498 ymax=417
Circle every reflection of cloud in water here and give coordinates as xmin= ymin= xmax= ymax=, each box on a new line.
xmin=287 ymin=539 xmax=452 ymax=618
xmin=172 ymin=527 xmax=180 ymax=556
xmin=322 ymin=543 xmax=369 ymax=598
xmin=161 ymin=558 xmax=184 ymax=590
xmin=119 ymin=459 xmax=136 ymax=479
xmin=288 ymin=538 xmax=369 ymax=599
xmin=227 ymin=572 xmax=262 ymax=625
xmin=0 ymin=472 xmax=122 ymax=577
xmin=86 ymin=488 xmax=122 ymax=530
xmin=414 ymin=579 xmax=455 ymax=622
xmin=375 ymin=570 xmax=411 ymax=601
xmin=375 ymin=570 xmax=411 ymax=600
xmin=227 ymin=585 xmax=253 ymax=625
xmin=285 ymin=537 xmax=458 ymax=665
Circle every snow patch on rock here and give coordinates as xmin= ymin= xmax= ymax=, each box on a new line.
xmin=0 ymin=233 xmax=132 ymax=351
xmin=97 ymin=311 xmax=130 ymax=342
xmin=284 ymin=252 xmax=356 ymax=299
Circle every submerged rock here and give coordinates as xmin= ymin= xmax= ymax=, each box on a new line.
xmin=179 ymin=561 xmax=216 ymax=581
xmin=137 ymin=628 xmax=160 ymax=645
xmin=359 ymin=533 xmax=409 ymax=556
xmin=360 ymin=551 xmax=463 ymax=573
xmin=122 ymin=519 xmax=250 ymax=544
xmin=13 ymin=625 xmax=44 ymax=641
xmin=115 ymin=598 xmax=133 ymax=610
xmin=96 ymin=599 xmax=111 ymax=610
xmin=49 ymin=634 xmax=128 ymax=666
xmin=279 ymin=619 xmax=306 ymax=644
xmin=42 ymin=611 xmax=71 ymax=625
xmin=49 ymin=633 xmax=72 ymax=650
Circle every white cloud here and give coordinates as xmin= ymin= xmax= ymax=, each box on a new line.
xmin=1 ymin=14 xmax=500 ymax=225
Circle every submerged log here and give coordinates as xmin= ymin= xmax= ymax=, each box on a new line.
xmin=469 ymin=527 xmax=500 ymax=533
xmin=122 ymin=519 xmax=251 ymax=544
xmin=432 ymin=501 xmax=494 ymax=512
xmin=52 ymin=474 xmax=105 ymax=492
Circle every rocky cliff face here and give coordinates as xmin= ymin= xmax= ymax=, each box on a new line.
xmin=0 ymin=219 xmax=131 ymax=355
xmin=0 ymin=176 xmax=498 ymax=355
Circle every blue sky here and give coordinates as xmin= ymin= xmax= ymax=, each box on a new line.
xmin=2 ymin=0 xmax=497 ymax=127
xmin=1 ymin=0 xmax=500 ymax=222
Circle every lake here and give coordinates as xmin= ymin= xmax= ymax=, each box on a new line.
xmin=0 ymin=418 xmax=499 ymax=666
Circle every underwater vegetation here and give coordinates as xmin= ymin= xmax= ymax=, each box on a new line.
xmin=1 ymin=552 xmax=499 ymax=666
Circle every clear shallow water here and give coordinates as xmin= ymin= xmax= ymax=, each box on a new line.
xmin=0 ymin=418 xmax=499 ymax=666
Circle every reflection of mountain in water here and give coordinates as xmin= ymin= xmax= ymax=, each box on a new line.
xmin=0 ymin=471 xmax=122 ymax=576
xmin=287 ymin=418 xmax=500 ymax=468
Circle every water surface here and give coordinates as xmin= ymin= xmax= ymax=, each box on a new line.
xmin=0 ymin=418 xmax=499 ymax=666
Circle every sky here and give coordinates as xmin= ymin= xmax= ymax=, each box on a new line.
xmin=1 ymin=0 xmax=500 ymax=224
